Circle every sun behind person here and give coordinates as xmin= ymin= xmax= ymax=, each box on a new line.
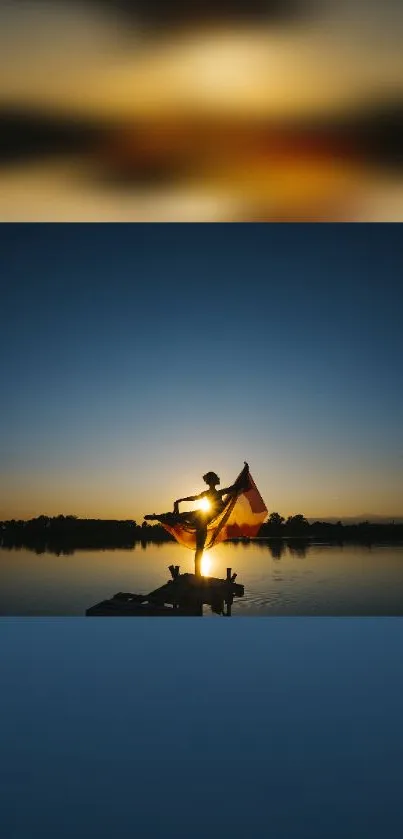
xmin=145 ymin=463 xmax=250 ymax=575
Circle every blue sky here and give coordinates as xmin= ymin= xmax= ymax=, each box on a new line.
xmin=1 ymin=224 xmax=402 ymax=520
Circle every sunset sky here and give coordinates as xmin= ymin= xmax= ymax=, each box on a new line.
xmin=1 ymin=224 xmax=402 ymax=522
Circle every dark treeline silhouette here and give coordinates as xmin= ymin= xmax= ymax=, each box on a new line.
xmin=1 ymin=512 xmax=403 ymax=555
xmin=259 ymin=512 xmax=403 ymax=544
xmin=0 ymin=515 xmax=172 ymax=556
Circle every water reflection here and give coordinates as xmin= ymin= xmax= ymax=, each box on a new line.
xmin=286 ymin=539 xmax=308 ymax=558
xmin=1 ymin=541 xmax=403 ymax=616
xmin=267 ymin=540 xmax=286 ymax=560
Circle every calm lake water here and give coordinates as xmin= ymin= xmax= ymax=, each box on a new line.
xmin=1 ymin=539 xmax=403 ymax=615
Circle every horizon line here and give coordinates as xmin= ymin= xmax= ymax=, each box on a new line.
xmin=2 ymin=512 xmax=403 ymax=523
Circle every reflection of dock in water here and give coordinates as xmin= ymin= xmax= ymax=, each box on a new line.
xmin=86 ymin=565 xmax=244 ymax=617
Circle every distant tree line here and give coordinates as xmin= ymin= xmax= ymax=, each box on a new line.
xmin=0 ymin=515 xmax=172 ymax=555
xmin=259 ymin=512 xmax=403 ymax=542
xmin=1 ymin=512 xmax=402 ymax=555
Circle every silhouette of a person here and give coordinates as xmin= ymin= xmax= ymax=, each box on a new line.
xmin=146 ymin=463 xmax=249 ymax=575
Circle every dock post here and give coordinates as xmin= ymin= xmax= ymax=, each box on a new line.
xmin=225 ymin=597 xmax=233 ymax=617
xmin=225 ymin=569 xmax=233 ymax=616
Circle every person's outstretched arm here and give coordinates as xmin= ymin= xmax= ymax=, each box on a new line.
xmin=175 ymin=492 xmax=205 ymax=506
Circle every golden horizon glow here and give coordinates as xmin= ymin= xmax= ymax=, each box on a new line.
xmin=2 ymin=480 xmax=403 ymax=524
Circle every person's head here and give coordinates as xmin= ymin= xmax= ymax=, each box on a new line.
xmin=203 ymin=471 xmax=220 ymax=488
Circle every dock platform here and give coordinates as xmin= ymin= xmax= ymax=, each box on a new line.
xmin=86 ymin=566 xmax=244 ymax=616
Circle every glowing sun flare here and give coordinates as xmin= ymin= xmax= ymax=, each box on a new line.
xmin=201 ymin=555 xmax=211 ymax=577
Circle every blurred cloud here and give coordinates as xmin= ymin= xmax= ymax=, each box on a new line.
xmin=0 ymin=0 xmax=402 ymax=220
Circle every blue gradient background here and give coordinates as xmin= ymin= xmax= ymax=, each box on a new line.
xmin=1 ymin=223 xmax=403 ymax=521
xmin=1 ymin=619 xmax=403 ymax=838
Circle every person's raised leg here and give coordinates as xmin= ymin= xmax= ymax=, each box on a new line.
xmin=145 ymin=510 xmax=188 ymax=523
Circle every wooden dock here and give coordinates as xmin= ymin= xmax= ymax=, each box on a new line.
xmin=86 ymin=566 xmax=244 ymax=616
